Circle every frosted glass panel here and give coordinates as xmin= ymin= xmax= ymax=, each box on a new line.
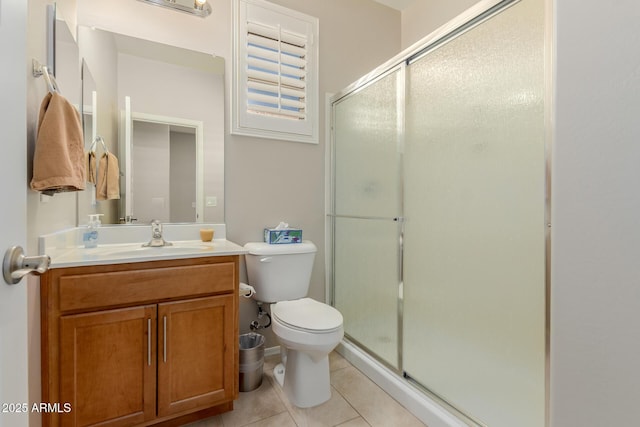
xmin=402 ymin=1 xmax=545 ymax=426
xmin=334 ymin=217 xmax=399 ymax=368
xmin=333 ymin=68 xmax=401 ymax=368
xmin=334 ymin=69 xmax=401 ymax=218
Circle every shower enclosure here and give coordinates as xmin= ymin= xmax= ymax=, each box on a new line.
xmin=329 ymin=0 xmax=547 ymax=426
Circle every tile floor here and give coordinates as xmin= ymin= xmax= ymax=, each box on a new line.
xmin=187 ymin=351 xmax=426 ymax=427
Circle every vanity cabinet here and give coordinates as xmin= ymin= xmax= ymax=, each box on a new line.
xmin=41 ymin=256 xmax=239 ymax=427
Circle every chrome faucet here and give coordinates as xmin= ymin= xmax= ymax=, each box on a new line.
xmin=142 ymin=219 xmax=172 ymax=247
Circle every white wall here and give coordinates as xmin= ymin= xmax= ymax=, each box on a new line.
xmin=170 ymin=131 xmax=197 ymax=222
xmin=551 ymin=0 xmax=640 ymax=425
xmin=132 ymin=121 xmax=171 ymax=223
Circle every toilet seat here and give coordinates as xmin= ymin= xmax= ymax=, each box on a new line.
xmin=272 ymin=298 xmax=343 ymax=333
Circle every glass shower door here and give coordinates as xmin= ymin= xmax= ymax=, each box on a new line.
xmin=402 ymin=0 xmax=546 ymax=426
xmin=332 ymin=68 xmax=403 ymax=369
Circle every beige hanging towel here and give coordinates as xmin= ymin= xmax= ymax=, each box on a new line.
xmin=86 ymin=151 xmax=97 ymax=184
xmin=96 ymin=152 xmax=121 ymax=201
xmin=30 ymin=92 xmax=86 ymax=193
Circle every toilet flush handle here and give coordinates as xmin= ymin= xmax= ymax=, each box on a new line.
xmin=259 ymin=257 xmax=272 ymax=263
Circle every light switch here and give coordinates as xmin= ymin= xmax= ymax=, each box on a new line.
xmin=206 ymin=196 xmax=217 ymax=207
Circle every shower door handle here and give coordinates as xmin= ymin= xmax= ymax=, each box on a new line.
xmin=328 ymin=214 xmax=403 ymax=222
xmin=3 ymin=246 xmax=51 ymax=285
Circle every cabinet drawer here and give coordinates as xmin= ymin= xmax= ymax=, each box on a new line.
xmin=59 ymin=262 xmax=235 ymax=312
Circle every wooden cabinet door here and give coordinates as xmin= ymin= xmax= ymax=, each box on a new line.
xmin=157 ymin=295 xmax=235 ymax=417
xmin=59 ymin=306 xmax=157 ymax=427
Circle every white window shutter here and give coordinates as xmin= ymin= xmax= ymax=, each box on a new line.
xmin=233 ymin=0 xmax=319 ymax=143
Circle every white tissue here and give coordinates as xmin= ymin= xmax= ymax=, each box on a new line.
xmin=274 ymin=221 xmax=289 ymax=230
xmin=239 ymin=282 xmax=256 ymax=298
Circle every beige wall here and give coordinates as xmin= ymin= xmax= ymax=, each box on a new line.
xmin=22 ymin=1 xmax=640 ymax=426
xmin=27 ymin=0 xmax=78 ymax=251
xmin=401 ymin=0 xmax=480 ymax=49
xmin=29 ymin=0 xmax=401 ymax=349
xmin=23 ymin=0 xmax=488 ymax=411
xmin=26 ymin=2 xmax=76 ymax=425
xmin=228 ymin=0 xmax=401 ymax=345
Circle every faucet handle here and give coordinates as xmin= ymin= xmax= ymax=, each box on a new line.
xmin=143 ymin=220 xmax=171 ymax=247
xmin=150 ymin=219 xmax=162 ymax=238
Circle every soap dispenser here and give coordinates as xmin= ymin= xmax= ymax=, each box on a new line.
xmin=83 ymin=214 xmax=103 ymax=248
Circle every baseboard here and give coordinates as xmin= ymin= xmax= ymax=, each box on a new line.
xmin=265 ymin=345 xmax=280 ymax=357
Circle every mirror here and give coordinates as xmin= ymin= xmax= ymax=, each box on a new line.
xmin=52 ymin=8 xmax=80 ymax=111
xmin=81 ymin=59 xmax=96 ymax=173
xmin=77 ymin=26 xmax=225 ymax=225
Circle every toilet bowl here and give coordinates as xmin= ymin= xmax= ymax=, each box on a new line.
xmin=243 ymin=241 xmax=344 ymax=408
xmin=271 ymin=298 xmax=344 ymax=408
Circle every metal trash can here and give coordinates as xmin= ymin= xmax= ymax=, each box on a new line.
xmin=239 ymin=332 xmax=265 ymax=392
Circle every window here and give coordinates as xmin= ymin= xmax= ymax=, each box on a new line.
xmin=232 ymin=0 xmax=319 ymax=143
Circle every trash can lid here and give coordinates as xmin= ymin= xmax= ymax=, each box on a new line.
xmin=239 ymin=332 xmax=265 ymax=349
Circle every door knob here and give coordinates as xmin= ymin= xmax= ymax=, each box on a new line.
xmin=3 ymin=246 xmax=51 ymax=285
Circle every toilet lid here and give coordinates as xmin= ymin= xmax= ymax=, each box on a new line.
xmin=272 ymin=298 xmax=343 ymax=332
xmin=244 ymin=241 xmax=317 ymax=255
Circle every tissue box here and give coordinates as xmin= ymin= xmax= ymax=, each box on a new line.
xmin=264 ymin=227 xmax=302 ymax=244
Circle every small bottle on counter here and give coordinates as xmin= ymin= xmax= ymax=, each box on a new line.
xmin=83 ymin=214 xmax=103 ymax=248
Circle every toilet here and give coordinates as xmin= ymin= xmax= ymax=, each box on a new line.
xmin=244 ymin=241 xmax=344 ymax=408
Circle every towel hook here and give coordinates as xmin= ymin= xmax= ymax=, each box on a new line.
xmin=32 ymin=59 xmax=60 ymax=94
xmin=89 ymin=136 xmax=109 ymax=154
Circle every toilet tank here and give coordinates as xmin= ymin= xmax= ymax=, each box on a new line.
xmin=244 ymin=241 xmax=317 ymax=303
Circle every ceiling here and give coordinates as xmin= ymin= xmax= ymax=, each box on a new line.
xmin=372 ymin=0 xmax=415 ymax=11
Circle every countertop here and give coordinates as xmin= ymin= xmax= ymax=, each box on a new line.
xmin=39 ymin=224 xmax=247 ymax=268
xmin=46 ymin=239 xmax=248 ymax=268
